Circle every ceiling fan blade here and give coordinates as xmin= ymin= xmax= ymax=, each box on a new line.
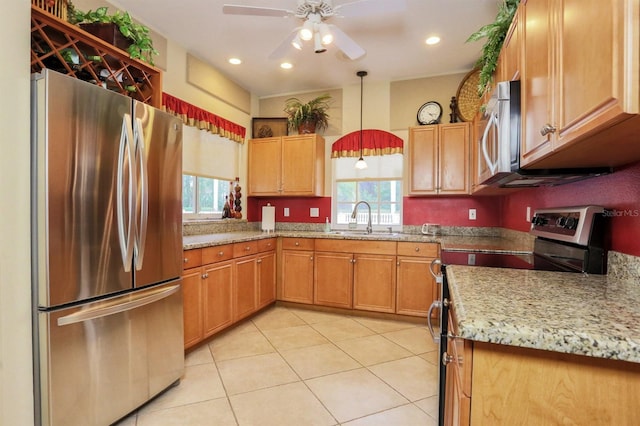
xmin=268 ymin=28 xmax=300 ymax=60
xmin=333 ymin=0 xmax=407 ymax=17
xmin=222 ymin=4 xmax=293 ymax=17
xmin=328 ymin=25 xmax=365 ymax=60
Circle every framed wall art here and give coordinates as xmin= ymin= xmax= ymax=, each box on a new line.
xmin=252 ymin=117 xmax=288 ymax=138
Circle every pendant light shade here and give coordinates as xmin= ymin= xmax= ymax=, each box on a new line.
xmin=355 ymin=70 xmax=368 ymax=170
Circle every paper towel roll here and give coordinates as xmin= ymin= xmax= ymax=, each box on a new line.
xmin=262 ymin=204 xmax=275 ymax=232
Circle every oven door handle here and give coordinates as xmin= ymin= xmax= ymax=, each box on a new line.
xmin=427 ymin=300 xmax=442 ymax=344
xmin=429 ymin=258 xmax=442 ymax=284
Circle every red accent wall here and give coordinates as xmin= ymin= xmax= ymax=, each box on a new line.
xmin=403 ymin=196 xmax=502 ymax=227
xmin=501 ymin=161 xmax=640 ymax=256
xmin=247 ymin=197 xmax=332 ymax=223
xmin=246 ymin=161 xmax=640 ymax=256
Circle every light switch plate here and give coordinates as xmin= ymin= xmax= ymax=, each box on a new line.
xmin=469 ymin=208 xmax=477 ymax=220
xmin=284 ymin=207 xmax=290 ymax=217
xmin=310 ymin=207 xmax=319 ymax=217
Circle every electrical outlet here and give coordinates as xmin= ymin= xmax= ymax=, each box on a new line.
xmin=283 ymin=207 xmax=290 ymax=217
xmin=469 ymin=208 xmax=477 ymax=220
xmin=526 ymin=206 xmax=531 ymax=222
xmin=309 ymin=207 xmax=319 ymax=217
xmin=467 ymin=253 xmax=476 ymax=265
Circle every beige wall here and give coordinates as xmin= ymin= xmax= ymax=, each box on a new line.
xmin=1 ymin=1 xmax=34 ymax=424
xmin=391 ymin=72 xmax=468 ymax=130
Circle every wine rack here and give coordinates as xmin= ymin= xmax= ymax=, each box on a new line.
xmin=30 ymin=5 xmax=162 ymax=108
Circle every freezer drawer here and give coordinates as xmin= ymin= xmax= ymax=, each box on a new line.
xmin=35 ymin=281 xmax=184 ymax=426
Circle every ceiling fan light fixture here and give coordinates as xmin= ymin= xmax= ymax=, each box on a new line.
xmin=318 ymin=23 xmax=333 ymax=45
xmin=314 ymin=32 xmax=327 ymax=53
xmin=291 ymin=33 xmax=303 ymax=50
xmin=300 ymin=19 xmax=314 ymax=40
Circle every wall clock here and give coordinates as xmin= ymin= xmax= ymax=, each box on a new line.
xmin=417 ymin=101 xmax=443 ymax=125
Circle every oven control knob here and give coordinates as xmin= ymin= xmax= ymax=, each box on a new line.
xmin=531 ymin=215 xmax=547 ymax=226
xmin=564 ymin=217 xmax=578 ymax=229
xmin=556 ymin=217 xmax=567 ymax=227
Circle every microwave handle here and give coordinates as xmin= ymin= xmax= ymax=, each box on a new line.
xmin=481 ymin=112 xmax=499 ymax=174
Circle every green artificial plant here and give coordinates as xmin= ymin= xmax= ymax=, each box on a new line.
xmin=466 ymin=0 xmax=520 ymax=96
xmin=68 ymin=5 xmax=158 ymax=65
xmin=283 ymin=94 xmax=332 ymax=133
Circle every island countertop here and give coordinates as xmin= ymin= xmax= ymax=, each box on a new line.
xmin=446 ymin=265 xmax=640 ymax=364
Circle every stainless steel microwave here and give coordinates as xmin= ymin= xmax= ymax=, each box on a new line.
xmin=477 ymin=80 xmax=610 ymax=187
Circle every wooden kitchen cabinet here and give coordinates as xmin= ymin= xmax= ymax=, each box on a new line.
xmin=182 ymin=265 xmax=204 ymax=349
xmin=247 ymin=134 xmax=325 ymax=196
xmin=408 ymin=123 xmax=470 ymax=195
xmin=314 ymin=239 xmax=397 ymax=313
xmin=443 ymin=308 xmax=472 ymax=426
xmin=182 ymin=240 xmax=276 ymax=350
xmin=496 ymin=2 xmax=521 ymax=83
xmin=280 ymin=238 xmax=315 ymax=304
xmin=314 ymin=251 xmax=354 ymax=309
xmin=257 ymin=239 xmax=277 ymax=309
xmin=202 ymin=259 xmax=234 ymax=338
xmin=520 ymin=0 xmax=640 ymax=169
xmin=396 ymin=242 xmax=439 ymax=317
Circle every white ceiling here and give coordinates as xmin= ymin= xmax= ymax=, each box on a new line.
xmin=111 ymin=0 xmax=499 ymax=97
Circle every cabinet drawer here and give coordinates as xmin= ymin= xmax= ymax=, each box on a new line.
xmin=397 ymin=242 xmax=439 ymax=257
xmin=233 ymin=240 xmax=259 ymax=258
xmin=315 ymin=239 xmax=396 ymax=255
xmin=258 ymin=238 xmax=276 ymax=252
xmin=281 ymin=237 xmax=315 ymax=251
xmin=183 ymin=249 xmax=202 ymax=269
xmin=202 ymin=244 xmax=234 ymax=264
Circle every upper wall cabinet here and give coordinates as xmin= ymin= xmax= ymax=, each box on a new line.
xmin=520 ymin=0 xmax=640 ymax=169
xmin=247 ymin=134 xmax=325 ymax=197
xmin=409 ymin=123 xmax=471 ymax=196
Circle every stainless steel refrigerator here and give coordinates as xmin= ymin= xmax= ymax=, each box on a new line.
xmin=31 ymin=70 xmax=185 ymax=426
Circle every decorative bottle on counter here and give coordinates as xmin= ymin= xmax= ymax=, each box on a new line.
xmin=234 ymin=177 xmax=242 ymax=219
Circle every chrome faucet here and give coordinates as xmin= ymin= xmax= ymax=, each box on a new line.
xmin=351 ymin=201 xmax=372 ymax=234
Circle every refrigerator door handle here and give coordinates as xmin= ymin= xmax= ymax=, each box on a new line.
xmin=57 ymin=284 xmax=180 ymax=326
xmin=134 ymin=117 xmax=149 ymax=270
xmin=427 ymin=300 xmax=442 ymax=344
xmin=117 ymin=113 xmax=136 ymax=272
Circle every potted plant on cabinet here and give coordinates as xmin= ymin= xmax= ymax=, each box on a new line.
xmin=67 ymin=5 xmax=158 ymax=65
xmin=284 ymin=94 xmax=332 ymax=134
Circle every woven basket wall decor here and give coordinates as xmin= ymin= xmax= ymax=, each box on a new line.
xmin=32 ymin=0 xmax=69 ymax=20
xmin=455 ymin=68 xmax=482 ymax=122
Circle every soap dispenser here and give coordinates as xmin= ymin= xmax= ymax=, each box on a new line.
xmin=324 ymin=217 xmax=331 ymax=232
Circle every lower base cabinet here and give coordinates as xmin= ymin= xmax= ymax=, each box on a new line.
xmin=353 ymin=253 xmax=396 ymax=313
xmin=182 ymin=239 xmax=276 ymax=350
xmin=396 ymin=242 xmax=439 ymax=317
xmin=280 ymin=238 xmax=315 ymax=304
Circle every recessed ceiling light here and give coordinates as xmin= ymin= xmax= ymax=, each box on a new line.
xmin=228 ymin=58 xmax=242 ymax=65
xmin=280 ymin=62 xmax=293 ymax=69
xmin=425 ymin=36 xmax=441 ymax=45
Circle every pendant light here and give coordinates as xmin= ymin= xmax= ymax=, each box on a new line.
xmin=355 ymin=70 xmax=368 ymax=170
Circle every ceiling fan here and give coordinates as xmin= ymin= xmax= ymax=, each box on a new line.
xmin=222 ymin=0 xmax=406 ymax=60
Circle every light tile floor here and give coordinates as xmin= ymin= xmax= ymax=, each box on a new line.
xmin=115 ymin=305 xmax=439 ymax=426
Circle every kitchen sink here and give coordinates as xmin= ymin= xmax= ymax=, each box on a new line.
xmin=328 ymin=230 xmax=401 ymax=237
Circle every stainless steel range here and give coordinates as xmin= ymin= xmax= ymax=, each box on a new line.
xmin=430 ymin=205 xmax=608 ymax=426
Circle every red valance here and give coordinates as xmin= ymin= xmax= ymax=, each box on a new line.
xmin=331 ymin=129 xmax=403 ymax=158
xmin=162 ymin=93 xmax=246 ymax=143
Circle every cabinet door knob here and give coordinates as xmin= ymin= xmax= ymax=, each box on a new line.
xmin=295 ymin=242 xmax=300 ymax=246
xmin=257 ymin=259 xmax=262 ymax=264
xmin=309 ymin=256 xmax=313 ymax=261
xmin=415 ymin=247 xmax=420 ymax=252
xmin=218 ymin=251 xmax=224 ymax=257
xmin=245 ymin=246 xmax=251 ymax=251
xmin=540 ymin=123 xmax=557 ymax=136
xmin=442 ymin=352 xmax=455 ymax=366
xmin=202 ymin=273 xmax=208 ymax=279
xmin=184 ymin=258 xmax=188 ymax=263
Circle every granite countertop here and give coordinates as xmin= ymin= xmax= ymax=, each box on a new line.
xmin=446 ymin=265 xmax=640 ymax=364
xmin=183 ymin=230 xmax=531 ymax=252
